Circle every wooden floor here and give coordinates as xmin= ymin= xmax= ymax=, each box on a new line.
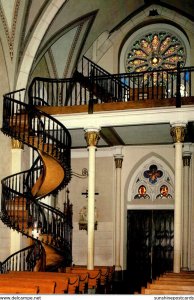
xmin=140 ymin=271 xmax=194 ymax=295
xmin=36 ymin=96 xmax=194 ymax=115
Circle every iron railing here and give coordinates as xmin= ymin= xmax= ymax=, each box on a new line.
xmin=28 ymin=57 xmax=194 ymax=113
xmin=2 ymin=92 xmax=71 ymax=186
xmin=1 ymin=89 xmax=73 ymax=269
xmin=0 ymin=241 xmax=45 ymax=273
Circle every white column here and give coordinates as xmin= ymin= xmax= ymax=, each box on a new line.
xmin=182 ymin=144 xmax=191 ymax=270
xmin=84 ymin=128 xmax=100 ymax=270
xmin=10 ymin=139 xmax=24 ymax=255
xmin=114 ymin=154 xmax=123 ymax=271
xmin=170 ymin=123 xmax=186 ymax=273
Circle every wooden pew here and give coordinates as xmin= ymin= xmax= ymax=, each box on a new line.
xmin=61 ymin=273 xmax=81 ymax=294
xmin=8 ymin=271 xmax=77 ymax=294
xmin=69 ymin=273 xmax=89 ymax=294
xmin=141 ymin=272 xmax=194 ymax=295
xmin=0 ymin=275 xmax=56 ymax=294
xmin=153 ymin=279 xmax=194 ymax=286
xmin=143 ymin=287 xmax=194 ymax=295
xmin=157 ymin=276 xmax=194 ymax=282
xmin=66 ymin=268 xmax=101 ymax=291
xmin=68 ymin=265 xmax=108 ymax=285
xmin=68 ymin=265 xmax=115 ymax=293
xmin=165 ymin=271 xmax=194 ymax=275
xmin=73 ymin=265 xmax=115 ymax=283
xmin=0 ymin=285 xmax=39 ymax=294
xmin=161 ymin=273 xmax=194 ymax=279
xmin=147 ymin=282 xmax=194 ymax=292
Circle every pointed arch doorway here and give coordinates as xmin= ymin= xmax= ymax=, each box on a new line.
xmin=126 ymin=156 xmax=175 ymax=293
xmin=127 ymin=209 xmax=174 ymax=293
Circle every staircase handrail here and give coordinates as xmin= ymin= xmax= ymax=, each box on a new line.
xmin=27 ymin=63 xmax=194 ymax=111
xmin=0 ymin=241 xmax=45 ymax=273
xmin=1 ymin=170 xmax=72 ymax=254
xmin=24 ymin=156 xmax=43 ymax=195
xmin=82 ymin=55 xmax=113 ymax=76
xmin=2 ymin=93 xmax=71 ymax=180
xmin=28 ymin=76 xmax=77 ymax=107
xmin=1 ymin=90 xmax=73 ymax=266
xmin=81 ymin=55 xmax=130 ymax=89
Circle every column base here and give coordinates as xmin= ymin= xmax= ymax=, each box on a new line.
xmin=112 ymin=270 xmax=129 ymax=294
xmin=114 ymin=270 xmax=123 ymax=281
xmin=181 ymin=267 xmax=189 ymax=271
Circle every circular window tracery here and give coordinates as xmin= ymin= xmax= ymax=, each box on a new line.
xmin=126 ymin=31 xmax=186 ymax=73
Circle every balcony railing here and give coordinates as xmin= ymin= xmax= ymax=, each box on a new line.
xmin=28 ymin=60 xmax=194 ymax=113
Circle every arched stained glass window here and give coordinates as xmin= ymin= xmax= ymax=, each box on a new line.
xmin=131 ymin=161 xmax=174 ymax=201
xmin=126 ymin=31 xmax=186 ymax=73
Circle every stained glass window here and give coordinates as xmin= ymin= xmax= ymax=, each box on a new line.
xmin=144 ymin=164 xmax=163 ymax=184
xmin=131 ymin=162 xmax=174 ymax=201
xmin=126 ymin=32 xmax=186 ymax=73
xmin=126 ymin=32 xmax=186 ymax=86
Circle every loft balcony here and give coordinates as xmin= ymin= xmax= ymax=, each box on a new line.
xmin=28 ymin=57 xmax=194 ymax=113
xmin=26 ymin=57 xmax=194 ymax=148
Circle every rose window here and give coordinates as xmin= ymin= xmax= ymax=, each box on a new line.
xmin=126 ymin=32 xmax=186 ymax=86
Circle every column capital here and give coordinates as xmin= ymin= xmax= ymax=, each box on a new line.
xmin=11 ymin=139 xmax=24 ymax=149
xmin=182 ymin=142 xmax=192 ymax=167
xmin=170 ymin=124 xmax=186 ymax=143
xmin=183 ymin=156 xmax=191 ymax=167
xmin=183 ymin=144 xmax=192 ymax=166
xmin=84 ymin=128 xmax=100 ymax=147
xmin=114 ymin=154 xmax=124 ymax=169
xmin=183 ymin=143 xmax=192 ymax=156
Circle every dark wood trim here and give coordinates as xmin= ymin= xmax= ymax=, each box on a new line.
xmin=36 ymin=96 xmax=194 ymax=115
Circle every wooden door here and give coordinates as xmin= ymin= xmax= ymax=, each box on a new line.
xmin=127 ymin=210 xmax=174 ymax=293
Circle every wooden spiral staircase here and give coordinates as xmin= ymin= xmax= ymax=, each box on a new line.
xmin=0 ymin=88 xmax=72 ymax=273
xmin=0 ymin=56 xmax=123 ymax=274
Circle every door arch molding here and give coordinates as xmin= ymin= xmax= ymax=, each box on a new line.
xmin=125 ymin=152 xmax=174 ymax=210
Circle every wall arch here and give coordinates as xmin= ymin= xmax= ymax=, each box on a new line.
xmin=119 ymin=22 xmax=191 ymax=74
xmin=16 ymin=0 xmax=67 ymax=90
xmin=125 ymin=152 xmax=174 ymax=210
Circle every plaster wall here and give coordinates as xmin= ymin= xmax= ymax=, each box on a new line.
xmin=66 ymin=155 xmax=114 ymax=266
xmin=66 ymin=144 xmax=179 ymax=268
xmin=0 ymin=40 xmax=12 ymax=261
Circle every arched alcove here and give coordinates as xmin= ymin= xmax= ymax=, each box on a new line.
xmin=126 ymin=153 xmax=174 ymax=209
xmin=125 ymin=153 xmax=174 ymax=293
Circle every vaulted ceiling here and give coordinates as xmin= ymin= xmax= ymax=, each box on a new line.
xmin=0 ymin=0 xmax=193 ymax=79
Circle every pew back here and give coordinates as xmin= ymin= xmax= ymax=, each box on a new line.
xmin=0 ymin=286 xmax=39 ymax=294
xmin=0 ymin=271 xmax=69 ymax=294
xmin=0 ymin=275 xmax=56 ymax=294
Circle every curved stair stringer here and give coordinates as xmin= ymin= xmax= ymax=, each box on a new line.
xmin=1 ymin=91 xmax=72 ymax=272
xmin=27 ymin=150 xmax=69 ymax=271
xmin=30 ymin=150 xmax=68 ymax=271
xmin=31 ymin=150 xmax=65 ymax=198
